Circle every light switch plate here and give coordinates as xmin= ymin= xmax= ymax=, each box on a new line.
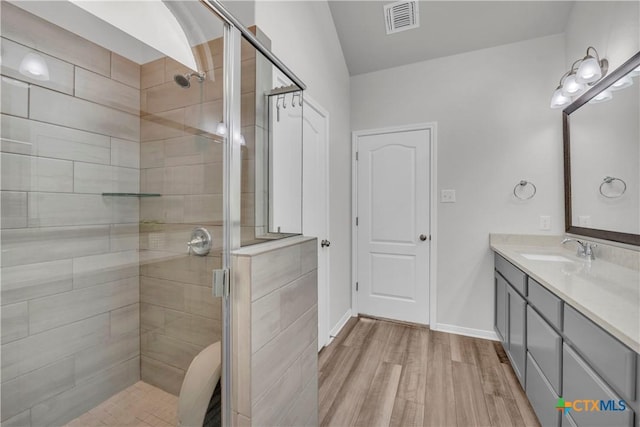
xmin=539 ymin=215 xmax=551 ymax=230
xmin=441 ymin=189 xmax=456 ymax=203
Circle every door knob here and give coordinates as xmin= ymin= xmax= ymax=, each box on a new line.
xmin=321 ymin=239 xmax=331 ymax=248
xmin=419 ymin=234 xmax=428 ymax=241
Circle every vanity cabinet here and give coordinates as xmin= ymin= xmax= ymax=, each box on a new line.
xmin=494 ymin=254 xmax=527 ymax=387
xmin=493 ymin=253 xmax=638 ymax=427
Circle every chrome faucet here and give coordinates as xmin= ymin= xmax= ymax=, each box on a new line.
xmin=562 ymin=238 xmax=597 ymax=260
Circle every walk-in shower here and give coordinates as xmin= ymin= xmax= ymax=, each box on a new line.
xmin=0 ymin=1 xmax=306 ymax=426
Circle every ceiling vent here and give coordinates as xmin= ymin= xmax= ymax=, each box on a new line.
xmin=384 ymin=1 xmax=419 ymax=35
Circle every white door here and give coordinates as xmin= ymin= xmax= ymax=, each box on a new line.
xmin=355 ymin=128 xmax=430 ymax=324
xmin=302 ymin=98 xmax=330 ymax=350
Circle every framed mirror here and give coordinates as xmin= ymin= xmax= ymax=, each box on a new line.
xmin=564 ymin=50 xmax=640 ymax=246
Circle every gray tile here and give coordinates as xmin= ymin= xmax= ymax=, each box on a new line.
xmin=140 ymin=141 xmax=165 ymax=168
xmin=0 ymin=225 xmax=109 ymax=268
xmin=140 ymin=109 xmax=185 ymax=142
xmin=164 ymin=135 xmax=222 ymax=166
xmin=73 ymin=163 xmax=139 ymax=194
xmin=1 ymin=191 xmax=27 ymax=228
xmin=252 ymin=355 xmax=303 ymax=427
xmin=110 ymin=196 xmax=139 ymax=224
xmin=184 ymin=194 xmax=223 ymax=223
xmin=72 ymin=251 xmax=139 ymax=289
xmin=1 ymin=314 xmax=109 ymax=382
xmin=1 ymin=153 xmax=73 ymax=193
xmin=0 ymin=37 xmax=74 ymax=94
xmin=1 ymin=76 xmax=28 ymax=117
xmin=141 ymin=330 xmax=201 ymax=371
xmin=164 ymin=310 xmax=220 ymax=348
xmin=163 ymin=165 xmax=204 ymax=195
xmin=30 ymin=357 xmax=139 ymax=427
xmin=184 ymin=100 xmax=223 ymax=137
xmin=1 ymin=409 xmax=31 ymax=427
xmin=1 ymin=115 xmax=111 ymax=164
xmin=140 ymin=276 xmax=185 ymax=311
xmin=110 ymin=224 xmax=139 ymax=251
xmin=280 ymin=270 xmax=317 ymax=330
xmin=110 ymin=303 xmax=139 ymax=337
xmin=140 ymin=58 xmax=165 ymax=90
xmin=300 ymin=239 xmax=318 ymax=275
xmin=140 ymin=302 xmax=165 ymax=332
xmin=30 ymin=86 xmax=139 ymax=141
xmin=252 ymin=305 xmax=317 ymax=401
xmin=278 ymin=374 xmax=318 ymax=427
xmin=1 ymin=357 xmax=75 ymax=421
xmin=141 ymin=355 xmax=184 ymax=396
xmin=111 ymin=138 xmax=140 ymax=168
xmin=27 ymin=193 xmax=111 ymax=227
xmin=74 ymin=330 xmax=139 ymax=383
xmin=1 ymin=2 xmax=111 ymax=77
xmin=252 ymin=290 xmax=281 ymax=351
xmin=75 ymin=67 xmax=140 ymax=115
xmin=1 ymin=302 xmax=28 ymax=344
xmin=184 ymin=284 xmax=222 ymax=320
xmin=111 ymin=53 xmax=141 ymax=89
xmin=28 ymin=276 xmax=139 ymax=334
xmin=140 ymin=255 xmax=217 ymax=286
xmin=251 ymin=244 xmax=301 ymax=301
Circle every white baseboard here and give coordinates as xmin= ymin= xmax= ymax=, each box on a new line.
xmin=434 ymin=322 xmax=500 ymax=341
xmin=327 ymin=309 xmax=353 ymax=345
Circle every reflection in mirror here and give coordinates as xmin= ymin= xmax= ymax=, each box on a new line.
xmin=241 ymin=34 xmax=303 ymax=247
xmin=564 ymin=51 xmax=640 ymax=245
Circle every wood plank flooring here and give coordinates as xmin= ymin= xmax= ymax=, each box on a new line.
xmin=319 ymin=317 xmax=540 ymax=427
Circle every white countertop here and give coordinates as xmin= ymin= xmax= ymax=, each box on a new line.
xmin=490 ymin=236 xmax=640 ymax=353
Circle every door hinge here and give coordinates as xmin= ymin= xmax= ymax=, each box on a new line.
xmin=356 ymin=217 xmax=359 ymax=226
xmin=355 ymin=151 xmax=359 ymax=161
xmin=213 ymin=268 xmax=229 ymax=298
xmin=356 ymin=282 xmax=359 ymax=291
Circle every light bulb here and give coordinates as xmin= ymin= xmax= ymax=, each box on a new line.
xmin=550 ymin=87 xmax=571 ymax=109
xmin=19 ymin=53 xmax=50 ymax=81
xmin=560 ymin=74 xmax=585 ymax=97
xmin=588 ymin=89 xmax=613 ymax=104
xmin=576 ymin=56 xmax=602 ymax=84
xmin=610 ymin=75 xmax=633 ymax=91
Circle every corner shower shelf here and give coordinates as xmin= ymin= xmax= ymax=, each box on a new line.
xmin=101 ymin=193 xmax=161 ymax=197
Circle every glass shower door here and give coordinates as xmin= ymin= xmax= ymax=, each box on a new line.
xmin=0 ymin=2 xmax=231 ymax=426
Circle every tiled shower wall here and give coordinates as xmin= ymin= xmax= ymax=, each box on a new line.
xmin=0 ymin=3 xmax=141 ymax=426
xmin=137 ymin=41 xmax=225 ymax=395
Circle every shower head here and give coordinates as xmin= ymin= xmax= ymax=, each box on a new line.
xmin=174 ymin=71 xmax=206 ymax=89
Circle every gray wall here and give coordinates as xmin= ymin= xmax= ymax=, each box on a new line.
xmin=1 ymin=3 xmax=141 ymax=426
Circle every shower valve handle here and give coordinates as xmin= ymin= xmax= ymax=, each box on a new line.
xmin=187 ymin=227 xmax=212 ymax=256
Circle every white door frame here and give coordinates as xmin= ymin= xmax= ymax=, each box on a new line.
xmin=351 ymin=122 xmax=438 ymax=326
xmin=302 ymin=94 xmax=331 ymax=349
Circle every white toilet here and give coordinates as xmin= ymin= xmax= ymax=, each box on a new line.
xmin=177 ymin=341 xmax=222 ymax=427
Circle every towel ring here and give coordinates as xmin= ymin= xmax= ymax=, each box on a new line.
xmin=599 ymin=176 xmax=626 ymax=198
xmin=513 ymin=180 xmax=536 ymax=200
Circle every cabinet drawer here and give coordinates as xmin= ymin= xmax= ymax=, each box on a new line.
xmin=495 ymin=253 xmax=527 ymax=295
xmin=563 ymin=344 xmax=633 ymax=427
xmin=527 ymin=306 xmax=562 ymax=395
xmin=564 ymin=305 xmax=636 ymax=402
xmin=526 ymin=352 xmax=560 ymax=427
xmin=528 ymin=277 xmax=562 ymax=329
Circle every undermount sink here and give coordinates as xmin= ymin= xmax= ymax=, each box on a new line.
xmin=520 ymin=253 xmax=574 ymax=263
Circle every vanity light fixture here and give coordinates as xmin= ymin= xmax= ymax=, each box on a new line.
xmin=610 ymin=74 xmax=633 ymax=91
xmin=550 ymin=46 xmax=608 ymax=109
xmin=588 ymin=89 xmax=613 ymax=104
xmin=576 ymin=47 xmax=608 ymax=84
xmin=19 ymin=52 xmax=50 ymax=81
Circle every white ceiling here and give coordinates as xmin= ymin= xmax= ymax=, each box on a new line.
xmin=328 ymin=1 xmax=575 ymax=75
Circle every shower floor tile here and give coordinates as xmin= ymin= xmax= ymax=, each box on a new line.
xmin=64 ymin=381 xmax=178 ymax=427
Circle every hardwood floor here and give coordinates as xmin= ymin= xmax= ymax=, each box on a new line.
xmin=318 ymin=317 xmax=540 ymax=427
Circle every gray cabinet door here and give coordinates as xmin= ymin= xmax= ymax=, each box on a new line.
xmin=563 ymin=344 xmax=633 ymax=427
xmin=527 ymin=306 xmax=562 ymax=395
xmin=526 ymin=352 xmax=561 ymax=427
xmin=495 ymin=274 xmax=507 ymax=344
xmin=508 ymin=284 xmax=527 ymax=388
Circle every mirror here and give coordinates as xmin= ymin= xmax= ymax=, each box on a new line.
xmin=564 ymin=51 xmax=640 ymax=245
